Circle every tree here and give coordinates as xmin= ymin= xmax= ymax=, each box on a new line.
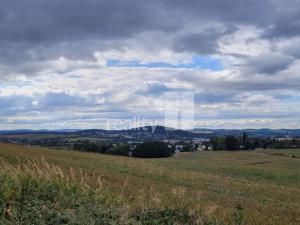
xmin=132 ymin=141 xmax=172 ymax=158
xmin=106 ymin=144 xmax=131 ymax=156
xmin=225 ymin=136 xmax=238 ymax=151
xmin=242 ymin=132 xmax=248 ymax=144
xmin=211 ymin=137 xmax=225 ymax=150
xmin=73 ymin=140 xmax=108 ymax=153
xmin=182 ymin=144 xmax=194 ymax=152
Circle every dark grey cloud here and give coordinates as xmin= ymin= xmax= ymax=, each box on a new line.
xmin=0 ymin=0 xmax=299 ymax=63
xmin=177 ymin=1 xmax=276 ymax=27
xmin=262 ymin=0 xmax=300 ymax=39
xmin=0 ymin=0 xmax=179 ymax=68
xmin=173 ymin=26 xmax=237 ymax=55
xmin=0 ymin=0 xmax=177 ymax=43
xmin=245 ymin=53 xmax=293 ymax=75
xmin=167 ymin=0 xmax=300 ymax=39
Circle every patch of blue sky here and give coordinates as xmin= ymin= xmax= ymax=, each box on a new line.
xmin=0 ymin=80 xmax=31 ymax=89
xmin=273 ymin=93 xmax=300 ymax=103
xmin=285 ymin=95 xmax=300 ymax=103
xmin=106 ymin=56 xmax=223 ymax=71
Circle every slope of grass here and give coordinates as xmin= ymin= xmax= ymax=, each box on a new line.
xmin=0 ymin=143 xmax=299 ymax=225
xmin=258 ymin=149 xmax=300 ymax=159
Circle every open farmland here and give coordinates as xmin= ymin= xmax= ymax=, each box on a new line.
xmin=0 ymin=143 xmax=299 ymax=225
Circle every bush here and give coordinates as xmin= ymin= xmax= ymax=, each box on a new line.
xmin=132 ymin=141 xmax=172 ymax=158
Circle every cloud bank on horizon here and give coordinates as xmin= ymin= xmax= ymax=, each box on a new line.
xmin=0 ymin=0 xmax=300 ymax=129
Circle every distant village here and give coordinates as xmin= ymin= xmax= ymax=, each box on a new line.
xmin=1 ymin=127 xmax=300 ymax=155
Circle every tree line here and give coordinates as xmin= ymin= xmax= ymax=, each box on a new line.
xmin=73 ymin=141 xmax=173 ymax=158
xmin=211 ymin=133 xmax=300 ymax=151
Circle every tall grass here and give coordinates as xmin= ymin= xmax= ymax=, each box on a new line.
xmin=0 ymin=157 xmax=131 ymax=224
xmin=0 ymin=157 xmax=203 ymax=225
xmin=0 ymin=143 xmax=299 ymax=225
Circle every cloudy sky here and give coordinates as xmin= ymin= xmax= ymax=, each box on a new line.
xmin=1 ymin=0 xmax=300 ymax=130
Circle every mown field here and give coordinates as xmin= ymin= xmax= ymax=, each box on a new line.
xmin=0 ymin=143 xmax=299 ymax=225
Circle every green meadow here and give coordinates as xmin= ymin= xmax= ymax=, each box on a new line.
xmin=0 ymin=143 xmax=299 ymax=225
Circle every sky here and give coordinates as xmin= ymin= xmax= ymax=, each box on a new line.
xmin=0 ymin=0 xmax=300 ymax=130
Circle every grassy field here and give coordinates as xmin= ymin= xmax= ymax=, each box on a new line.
xmin=0 ymin=143 xmax=299 ymax=225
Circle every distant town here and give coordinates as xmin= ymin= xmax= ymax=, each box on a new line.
xmin=1 ymin=126 xmax=300 ymax=158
